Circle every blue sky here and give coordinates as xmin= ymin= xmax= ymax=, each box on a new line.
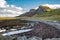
xmin=6 ymin=0 xmax=60 ymax=10
xmin=0 ymin=0 xmax=60 ymax=17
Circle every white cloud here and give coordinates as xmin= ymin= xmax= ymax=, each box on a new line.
xmin=0 ymin=0 xmax=7 ymax=8
xmin=0 ymin=0 xmax=24 ymax=17
xmin=42 ymin=4 xmax=60 ymax=9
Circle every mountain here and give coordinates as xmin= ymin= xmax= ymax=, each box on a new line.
xmin=17 ymin=6 xmax=60 ymax=21
xmin=18 ymin=6 xmax=51 ymax=17
xmin=34 ymin=8 xmax=60 ymax=21
xmin=34 ymin=9 xmax=60 ymax=17
xmin=18 ymin=9 xmax=36 ymax=17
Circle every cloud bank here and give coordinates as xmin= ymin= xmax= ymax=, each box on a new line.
xmin=42 ymin=4 xmax=60 ymax=9
xmin=0 ymin=0 xmax=24 ymax=17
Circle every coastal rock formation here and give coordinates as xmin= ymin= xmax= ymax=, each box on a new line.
xmin=19 ymin=22 xmax=60 ymax=40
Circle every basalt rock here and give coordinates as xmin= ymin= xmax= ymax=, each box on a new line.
xmin=19 ymin=22 xmax=60 ymax=39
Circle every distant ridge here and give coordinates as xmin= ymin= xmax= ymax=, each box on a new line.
xmin=18 ymin=6 xmax=51 ymax=17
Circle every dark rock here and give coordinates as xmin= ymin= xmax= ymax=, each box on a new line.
xmin=18 ymin=6 xmax=51 ymax=17
xmin=20 ymin=22 xmax=60 ymax=39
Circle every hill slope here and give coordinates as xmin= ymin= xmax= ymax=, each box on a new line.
xmin=18 ymin=6 xmax=60 ymax=21
xmin=18 ymin=6 xmax=51 ymax=17
xmin=33 ymin=9 xmax=60 ymax=21
xmin=35 ymin=9 xmax=60 ymax=17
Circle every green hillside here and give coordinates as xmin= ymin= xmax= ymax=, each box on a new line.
xmin=18 ymin=8 xmax=60 ymax=21
xmin=33 ymin=9 xmax=60 ymax=21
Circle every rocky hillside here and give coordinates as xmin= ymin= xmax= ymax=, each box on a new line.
xmin=35 ymin=9 xmax=60 ymax=17
xmin=17 ymin=6 xmax=60 ymax=21
xmin=18 ymin=6 xmax=51 ymax=17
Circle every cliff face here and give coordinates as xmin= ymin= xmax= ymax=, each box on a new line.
xmin=18 ymin=6 xmax=51 ymax=17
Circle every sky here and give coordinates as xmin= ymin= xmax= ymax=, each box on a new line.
xmin=0 ymin=0 xmax=60 ymax=17
xmin=6 ymin=0 xmax=60 ymax=10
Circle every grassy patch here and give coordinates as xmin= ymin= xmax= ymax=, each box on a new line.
xmin=32 ymin=9 xmax=60 ymax=21
xmin=0 ymin=17 xmax=16 ymax=20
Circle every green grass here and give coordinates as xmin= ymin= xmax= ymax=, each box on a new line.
xmin=16 ymin=9 xmax=60 ymax=21
xmin=32 ymin=9 xmax=60 ymax=21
